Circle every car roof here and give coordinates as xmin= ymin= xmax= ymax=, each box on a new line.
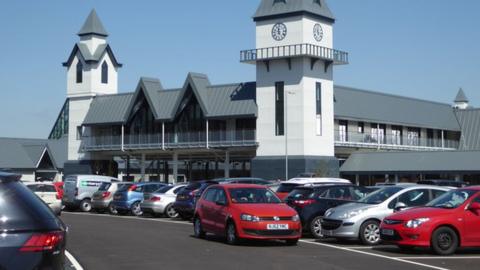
xmin=459 ymin=186 xmax=480 ymax=191
xmin=24 ymin=182 xmax=54 ymax=186
xmin=284 ymin=178 xmax=351 ymax=184
xmin=216 ymin=184 xmax=267 ymax=189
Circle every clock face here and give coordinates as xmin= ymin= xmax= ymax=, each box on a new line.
xmin=272 ymin=23 xmax=287 ymax=41
xmin=313 ymin=24 xmax=324 ymax=42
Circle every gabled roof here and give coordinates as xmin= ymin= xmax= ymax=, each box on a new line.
xmin=254 ymin=0 xmax=335 ymax=22
xmin=455 ymin=88 xmax=469 ymax=103
xmin=455 ymin=108 xmax=480 ymax=150
xmin=77 ymin=9 xmax=109 ymax=37
xmin=83 ymin=93 xmax=134 ymax=125
xmin=0 ymin=138 xmax=63 ymax=170
xmin=171 ymin=73 xmax=212 ymax=118
xmin=62 ymin=43 xmax=122 ymax=67
xmin=334 ymin=85 xmax=461 ymax=131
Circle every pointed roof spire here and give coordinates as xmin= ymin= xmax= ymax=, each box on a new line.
xmin=455 ymin=88 xmax=469 ymax=103
xmin=77 ymin=9 xmax=109 ymax=37
xmin=254 ymin=0 xmax=335 ymax=22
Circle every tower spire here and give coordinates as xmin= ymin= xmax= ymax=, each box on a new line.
xmin=77 ymin=9 xmax=109 ymax=37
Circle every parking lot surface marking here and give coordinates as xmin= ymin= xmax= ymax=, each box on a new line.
xmin=394 ymin=256 xmax=480 ymax=260
xmin=299 ymin=239 xmax=450 ymax=270
xmin=65 ymin=250 xmax=84 ymax=270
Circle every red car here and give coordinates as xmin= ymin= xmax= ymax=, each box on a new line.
xmin=53 ymin=182 xmax=64 ymax=199
xmin=193 ymin=184 xmax=301 ymax=245
xmin=380 ymin=187 xmax=480 ymax=255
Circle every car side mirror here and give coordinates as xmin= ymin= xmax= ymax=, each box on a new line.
xmin=216 ymin=200 xmax=227 ymax=206
xmin=468 ymin=202 xmax=480 ymax=212
xmin=394 ymin=202 xmax=407 ymax=212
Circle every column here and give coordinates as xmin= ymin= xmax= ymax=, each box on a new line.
xmin=173 ymin=152 xmax=179 ymax=184
xmin=140 ymin=153 xmax=146 ymax=182
xmin=224 ymin=151 xmax=230 ymax=178
xmin=126 ymin=156 xmax=130 ymax=179
xmin=441 ymin=130 xmax=445 ymax=148
xmin=355 ymin=175 xmax=360 ymax=186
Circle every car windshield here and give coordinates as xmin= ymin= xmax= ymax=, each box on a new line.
xmin=98 ymin=182 xmax=111 ymax=191
xmin=287 ymin=188 xmax=314 ymax=200
xmin=277 ymin=183 xmax=299 ymax=193
xmin=117 ymin=183 xmax=133 ymax=192
xmin=155 ymin=185 xmax=174 ymax=194
xmin=229 ymin=188 xmax=282 ymax=204
xmin=426 ymin=190 xmax=477 ymax=209
xmin=358 ymin=186 xmax=403 ymax=205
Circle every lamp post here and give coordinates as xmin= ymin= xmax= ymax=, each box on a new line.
xmin=285 ymin=90 xmax=295 ymax=181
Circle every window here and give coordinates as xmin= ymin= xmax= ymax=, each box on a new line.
xmin=203 ymin=188 xmax=217 ymax=202
xmin=321 ymin=187 xmax=351 ymax=200
xmin=316 ymin=82 xmax=322 ymax=136
xmin=407 ymin=128 xmax=421 ymax=146
xmin=76 ymin=61 xmax=83 ymax=83
xmin=338 ymin=120 xmax=348 ymax=142
xmin=358 ymin=122 xmax=364 ymax=133
xmin=371 ymin=124 xmax=386 ymax=144
xmin=275 ymin=82 xmax=285 ymax=136
xmin=389 ymin=189 xmax=430 ymax=209
xmin=101 ymin=61 xmax=108 ymax=84
xmin=76 ymin=126 xmax=84 ymax=140
xmin=392 ymin=126 xmax=402 ymax=145
xmin=214 ymin=189 xmax=227 ymax=204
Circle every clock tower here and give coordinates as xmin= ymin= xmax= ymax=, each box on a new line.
xmin=241 ymin=0 xmax=349 ymax=179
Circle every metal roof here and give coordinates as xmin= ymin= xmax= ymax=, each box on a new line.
xmin=0 ymin=138 xmax=64 ymax=170
xmin=455 ymin=109 xmax=480 ymax=150
xmin=340 ymin=151 xmax=480 ymax=174
xmin=77 ymin=9 xmax=109 ymax=37
xmin=63 ymin=43 xmax=122 ymax=67
xmin=206 ymin=82 xmax=257 ymax=118
xmin=334 ymin=85 xmax=461 ymax=131
xmin=253 ymin=0 xmax=335 ymax=22
xmin=83 ymin=93 xmax=134 ymax=125
xmin=455 ymin=88 xmax=469 ymax=103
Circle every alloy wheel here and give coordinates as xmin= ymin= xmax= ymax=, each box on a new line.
xmin=165 ymin=205 xmax=178 ymax=218
xmin=364 ymin=223 xmax=380 ymax=244
xmin=437 ymin=233 xmax=453 ymax=250
xmin=131 ymin=202 xmax=142 ymax=216
xmin=311 ymin=217 xmax=323 ymax=238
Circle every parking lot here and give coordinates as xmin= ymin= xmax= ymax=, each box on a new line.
xmin=62 ymin=212 xmax=480 ymax=270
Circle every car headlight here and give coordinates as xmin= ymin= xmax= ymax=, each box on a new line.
xmin=325 ymin=209 xmax=333 ymax=217
xmin=240 ymin=213 xmax=260 ymax=222
xmin=292 ymin=214 xmax=300 ymax=222
xmin=339 ymin=209 xmax=365 ymax=219
xmin=405 ymin=218 xmax=430 ymax=228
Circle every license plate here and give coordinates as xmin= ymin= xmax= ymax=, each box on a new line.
xmin=323 ymin=230 xmax=334 ymax=236
xmin=267 ymin=224 xmax=289 ymax=230
xmin=382 ymin=229 xmax=394 ymax=236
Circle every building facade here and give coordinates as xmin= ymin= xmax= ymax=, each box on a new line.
xmin=41 ymin=1 xmax=480 ymax=184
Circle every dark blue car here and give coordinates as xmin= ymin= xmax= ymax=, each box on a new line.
xmin=112 ymin=182 xmax=166 ymax=216
xmin=173 ymin=181 xmax=218 ymax=220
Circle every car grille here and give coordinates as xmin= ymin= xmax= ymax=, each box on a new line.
xmin=380 ymin=230 xmax=402 ymax=241
xmin=321 ymin=218 xmax=343 ymax=230
xmin=244 ymin=229 xmax=298 ymax=236
xmin=259 ymin=217 xmax=292 ymax=221
xmin=383 ymin=219 xmax=403 ymax=225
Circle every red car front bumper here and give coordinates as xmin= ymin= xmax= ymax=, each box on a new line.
xmin=380 ymin=223 xmax=431 ymax=247
xmin=237 ymin=220 xmax=302 ymax=240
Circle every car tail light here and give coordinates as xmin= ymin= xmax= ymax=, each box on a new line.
xmin=128 ymin=185 xmax=137 ymax=192
xmin=56 ymin=193 xmax=61 ymax=200
xmin=20 ymin=231 xmax=64 ymax=252
xmin=102 ymin=192 xmax=111 ymax=199
xmin=151 ymin=196 xmax=161 ymax=202
xmin=293 ymin=199 xmax=315 ymax=208
xmin=189 ymin=189 xmax=199 ymax=197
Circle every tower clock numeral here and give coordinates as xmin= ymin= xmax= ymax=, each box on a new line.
xmin=272 ymin=23 xmax=287 ymax=41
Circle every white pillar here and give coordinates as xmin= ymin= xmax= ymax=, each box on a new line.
xmin=173 ymin=152 xmax=178 ymax=184
xmin=140 ymin=153 xmax=146 ymax=182
xmin=224 ymin=151 xmax=230 ymax=178
xmin=441 ymin=130 xmax=445 ymax=148
xmin=355 ymin=175 xmax=360 ymax=186
xmin=206 ymin=120 xmax=209 ymax=149
xmin=162 ymin=122 xmax=165 ymax=150
xmin=121 ymin=125 xmax=125 ymax=151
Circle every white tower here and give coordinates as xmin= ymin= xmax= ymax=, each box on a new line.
xmin=453 ymin=88 xmax=469 ymax=110
xmin=242 ymin=0 xmax=349 ymax=179
xmin=63 ymin=9 xmax=122 ymax=160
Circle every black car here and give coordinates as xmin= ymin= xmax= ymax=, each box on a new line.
xmin=173 ymin=180 xmax=218 ymax=219
xmin=285 ymin=184 xmax=377 ymax=238
xmin=0 ymin=172 xmax=67 ymax=270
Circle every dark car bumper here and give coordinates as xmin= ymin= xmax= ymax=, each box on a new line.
xmin=173 ymin=201 xmax=194 ymax=216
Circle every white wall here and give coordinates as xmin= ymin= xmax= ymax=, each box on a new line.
xmin=68 ymin=96 xmax=93 ymax=160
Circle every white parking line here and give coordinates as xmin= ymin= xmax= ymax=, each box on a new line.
xmin=65 ymin=250 xmax=84 ymax=270
xmin=395 ymin=256 xmax=480 ymax=260
xmin=299 ymin=240 xmax=450 ymax=270
xmin=63 ymin=212 xmax=192 ymax=226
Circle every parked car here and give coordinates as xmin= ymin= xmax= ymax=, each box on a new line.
xmin=276 ymin=178 xmax=352 ymax=201
xmin=417 ymin=179 xmax=468 ymax=188
xmin=24 ymin=182 xmax=63 ymax=216
xmin=380 ymin=187 xmax=480 ymax=255
xmin=173 ymin=180 xmax=219 ymax=220
xmin=285 ymin=184 xmax=377 ymax=238
xmin=193 ymin=184 xmax=302 ymax=245
xmin=215 ymin=177 xmax=273 ymax=185
xmin=63 ymin=175 xmax=120 ymax=212
xmin=321 ymin=185 xmax=451 ymax=245
xmin=112 ymin=182 xmax=167 ymax=216
xmin=141 ymin=184 xmax=187 ymax=218
xmin=92 ymin=182 xmax=133 ymax=214
xmin=53 ymin=181 xmax=64 ymax=199
xmin=0 ymin=172 xmax=67 ymax=270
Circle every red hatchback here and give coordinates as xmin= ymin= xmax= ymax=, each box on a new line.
xmin=380 ymin=187 xmax=480 ymax=255
xmin=193 ymin=184 xmax=302 ymax=245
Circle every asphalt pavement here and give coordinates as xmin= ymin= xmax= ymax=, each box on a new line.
xmin=61 ymin=212 xmax=480 ymax=270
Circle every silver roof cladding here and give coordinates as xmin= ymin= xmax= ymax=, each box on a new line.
xmin=83 ymin=93 xmax=133 ymax=125
xmin=253 ymin=0 xmax=335 ymax=22
xmin=455 ymin=109 xmax=480 ymax=150
xmin=77 ymin=9 xmax=109 ymax=37
xmin=0 ymin=138 xmax=66 ymax=170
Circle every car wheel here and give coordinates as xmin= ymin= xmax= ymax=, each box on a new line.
xmin=131 ymin=201 xmax=143 ymax=216
xmin=226 ymin=222 xmax=240 ymax=245
xmin=193 ymin=217 xmax=205 ymax=239
xmin=309 ymin=216 xmax=323 ymax=239
xmin=80 ymin=199 xmax=92 ymax=212
xmin=165 ymin=204 xmax=179 ymax=218
xmin=431 ymin=227 xmax=458 ymax=255
xmin=108 ymin=203 xmax=118 ymax=215
xmin=360 ymin=220 xmax=381 ymax=245
xmin=285 ymin=239 xmax=299 ymax=246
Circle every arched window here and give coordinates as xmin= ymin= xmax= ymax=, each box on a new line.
xmin=101 ymin=61 xmax=108 ymax=84
xmin=76 ymin=61 xmax=83 ymax=83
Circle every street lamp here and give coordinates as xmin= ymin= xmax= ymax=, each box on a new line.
xmin=285 ymin=90 xmax=295 ymax=181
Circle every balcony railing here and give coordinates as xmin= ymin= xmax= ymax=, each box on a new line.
xmin=334 ymin=131 xmax=459 ymax=150
xmin=82 ymin=130 xmax=258 ymax=151
xmin=240 ymin=43 xmax=349 ymax=64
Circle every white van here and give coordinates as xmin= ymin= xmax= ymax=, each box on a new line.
xmin=63 ymin=175 xmax=120 ymax=212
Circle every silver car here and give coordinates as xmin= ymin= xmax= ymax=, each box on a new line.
xmin=92 ymin=182 xmax=133 ymax=214
xmin=321 ymin=185 xmax=451 ymax=245
xmin=141 ymin=184 xmax=187 ymax=218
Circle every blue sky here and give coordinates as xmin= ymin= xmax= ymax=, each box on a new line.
xmin=1 ymin=0 xmax=479 ymax=138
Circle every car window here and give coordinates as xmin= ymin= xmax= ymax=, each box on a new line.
xmin=229 ymin=188 xmax=281 ymax=204
xmin=98 ymin=182 xmax=112 ymax=191
xmin=321 ymin=187 xmax=351 ymax=200
xmin=392 ymin=189 xmax=430 ymax=208
xmin=432 ymin=189 xmax=447 ymax=199
xmin=144 ymin=184 xmax=158 ymax=193
xmin=156 ymin=185 xmax=174 ymax=194
xmin=472 ymin=196 xmax=480 ymax=204
xmin=26 ymin=184 xmax=40 ymax=192
xmin=288 ymin=188 xmax=314 ymax=200
xmin=427 ymin=190 xmax=477 ymax=209
xmin=214 ymin=189 xmax=227 ymax=204
xmin=203 ymin=188 xmax=217 ymax=202
xmin=133 ymin=185 xmax=145 ymax=192
xmin=351 ymin=187 xmax=371 ymax=200
xmin=41 ymin=185 xmax=57 ymax=193
xmin=277 ymin=183 xmax=299 ymax=193
xmin=173 ymin=186 xmax=185 ymax=194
